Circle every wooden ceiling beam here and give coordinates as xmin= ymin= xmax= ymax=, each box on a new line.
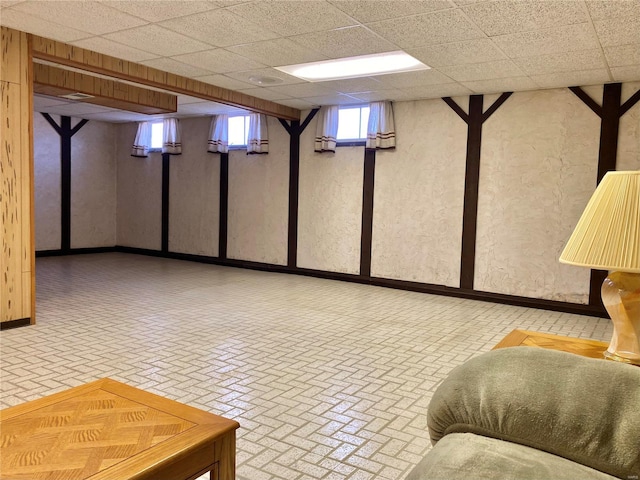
xmin=30 ymin=34 xmax=301 ymax=121
xmin=33 ymin=63 xmax=177 ymax=115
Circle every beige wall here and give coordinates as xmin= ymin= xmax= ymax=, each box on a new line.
xmin=116 ymin=123 xmax=162 ymax=250
xmin=71 ymin=120 xmax=117 ymax=248
xmin=475 ymin=88 xmax=599 ymax=303
xmin=298 ymin=112 xmax=363 ymax=274
xmin=34 ymin=112 xmax=61 ymax=251
xmin=227 ymin=115 xmax=289 ymax=265
xmin=371 ymin=99 xmax=467 ymax=287
xmin=168 ymin=117 xmax=220 ymax=257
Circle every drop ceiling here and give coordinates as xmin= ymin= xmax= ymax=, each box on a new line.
xmin=2 ymin=0 xmax=639 ymax=122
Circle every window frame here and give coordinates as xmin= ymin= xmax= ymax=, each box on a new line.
xmin=336 ymin=105 xmax=369 ymax=147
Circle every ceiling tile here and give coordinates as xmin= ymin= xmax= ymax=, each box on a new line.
xmin=375 ymin=69 xmax=454 ymax=88
xmin=462 ymin=76 xmax=538 ymax=94
xmin=227 ymin=0 xmax=356 ymax=36
xmin=237 ymin=88 xmax=293 ymax=101
xmin=604 ymin=44 xmax=640 ymax=67
xmin=80 ymin=111 xmax=148 ymax=123
xmin=103 ymin=25 xmax=211 ymax=57
xmin=0 ymin=1 xmax=26 ymax=7
xmin=0 ymin=8 xmax=91 ymax=41
xmin=530 ymin=69 xmax=611 ymax=89
xmin=102 ymin=0 xmax=218 ymax=22
xmin=366 ymin=9 xmax=484 ymax=49
xmin=302 ymin=94 xmax=362 ymax=105
xmin=586 ymin=0 xmax=640 ymax=20
xmin=177 ymin=102 xmax=247 ymax=115
xmin=266 ymin=83 xmax=336 ymax=99
xmin=347 ymin=89 xmax=416 ymax=102
xmin=408 ymin=39 xmax=506 ymax=67
xmin=462 ymin=0 xmax=588 ymax=36
xmin=593 ymin=16 xmax=640 ymax=47
xmin=70 ymin=37 xmax=158 ymax=62
xmin=33 ymin=94 xmax=70 ymax=109
xmin=289 ymin=26 xmax=397 ymax=59
xmin=611 ymin=65 xmax=640 ymax=82
xmin=11 ymin=1 xmax=147 ymax=35
xmin=227 ymin=38 xmax=328 ymax=67
xmin=176 ymin=94 xmax=208 ymax=105
xmin=37 ymin=102 xmax=115 ymax=116
xmin=194 ymin=74 xmax=255 ymax=91
xmin=513 ymin=50 xmax=606 ymax=76
xmin=328 ymin=0 xmax=453 ymax=23
xmin=401 ymin=83 xmax=474 ymax=99
xmin=225 ymin=68 xmax=306 ymax=86
xmin=492 ymin=23 xmax=598 ymax=58
xmin=439 ymin=59 xmax=524 ymax=81
xmin=172 ymin=50 xmax=266 ymax=74
xmin=140 ymin=57 xmax=215 ymax=77
xmin=159 ymin=8 xmax=278 ymax=48
xmin=317 ymin=77 xmax=384 ymax=94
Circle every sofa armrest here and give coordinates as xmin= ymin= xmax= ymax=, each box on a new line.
xmin=427 ymin=347 xmax=640 ymax=479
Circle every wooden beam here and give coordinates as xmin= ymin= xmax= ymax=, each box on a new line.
xmin=30 ymin=34 xmax=301 ymax=121
xmin=33 ymin=63 xmax=177 ymax=115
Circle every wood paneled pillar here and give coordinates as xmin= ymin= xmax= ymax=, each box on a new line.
xmin=1 ymin=27 xmax=34 ymax=327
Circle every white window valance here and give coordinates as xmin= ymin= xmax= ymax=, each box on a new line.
xmin=208 ymin=114 xmax=229 ymax=154
xmin=366 ymin=101 xmax=396 ymax=150
xmin=247 ymin=113 xmax=268 ymax=154
xmin=131 ymin=121 xmax=151 ymax=157
xmin=314 ymin=106 xmax=339 ymax=153
xmin=162 ymin=118 xmax=182 ymax=155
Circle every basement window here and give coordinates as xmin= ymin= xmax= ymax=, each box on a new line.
xmin=337 ymin=105 xmax=369 ymax=145
xmin=229 ymin=115 xmax=250 ymax=148
xmin=150 ymin=122 xmax=163 ymax=151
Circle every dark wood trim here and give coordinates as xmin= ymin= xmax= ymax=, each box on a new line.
xmin=278 ymin=118 xmax=292 ymax=135
xmin=482 ymin=92 xmax=513 ymax=122
xmin=161 ymin=153 xmax=170 ymax=253
xmin=459 ymin=95 xmax=484 ymax=290
xmin=60 ymin=116 xmax=72 ymax=252
xmin=620 ymin=88 xmax=640 ymax=116
xmin=109 ymin=248 xmax=607 ymax=318
xmin=337 ymin=141 xmax=366 ymax=147
xmin=219 ymin=153 xmax=229 ymax=259
xmin=0 ymin=318 xmax=31 ymax=330
xmin=360 ymin=149 xmax=376 ymax=277
xmin=287 ymin=120 xmax=301 ymax=268
xmin=70 ymin=119 xmax=89 ymax=137
xmin=597 ymin=83 xmax=621 ymax=183
xmin=299 ymin=108 xmax=319 ymax=134
xmin=442 ymin=97 xmax=469 ymax=123
xmin=569 ymin=86 xmax=602 ymax=117
xmin=36 ymin=247 xmax=117 ymax=257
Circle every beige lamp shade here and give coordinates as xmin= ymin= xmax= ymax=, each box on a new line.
xmin=560 ymin=171 xmax=640 ymax=273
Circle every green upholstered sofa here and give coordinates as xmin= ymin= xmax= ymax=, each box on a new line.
xmin=407 ymin=347 xmax=640 ymax=480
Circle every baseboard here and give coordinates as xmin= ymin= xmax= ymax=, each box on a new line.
xmin=36 ymin=247 xmax=117 ymax=257
xmin=1 ymin=318 xmax=31 ymax=330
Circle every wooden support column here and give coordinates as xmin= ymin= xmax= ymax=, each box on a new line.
xmin=443 ymin=92 xmax=512 ymax=290
xmin=570 ymin=83 xmax=640 ymax=309
xmin=1 ymin=27 xmax=34 ymax=328
xmin=218 ymin=153 xmax=229 ymax=260
xmin=359 ymin=149 xmax=376 ymax=277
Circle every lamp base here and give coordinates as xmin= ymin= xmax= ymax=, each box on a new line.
xmin=601 ymin=271 xmax=640 ymax=365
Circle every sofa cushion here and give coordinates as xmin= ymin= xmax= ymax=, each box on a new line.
xmin=406 ymin=433 xmax=617 ymax=480
xmin=427 ymin=347 xmax=640 ymax=479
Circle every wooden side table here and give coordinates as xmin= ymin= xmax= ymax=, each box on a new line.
xmin=493 ymin=329 xmax=609 ymax=360
xmin=0 ymin=378 xmax=239 ymax=480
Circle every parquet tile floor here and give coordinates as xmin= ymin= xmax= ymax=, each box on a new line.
xmin=0 ymin=253 xmax=611 ymax=480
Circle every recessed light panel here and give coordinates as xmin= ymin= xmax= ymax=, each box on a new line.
xmin=275 ymin=51 xmax=430 ymax=82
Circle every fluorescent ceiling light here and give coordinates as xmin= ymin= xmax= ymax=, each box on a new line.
xmin=275 ymin=51 xmax=430 ymax=82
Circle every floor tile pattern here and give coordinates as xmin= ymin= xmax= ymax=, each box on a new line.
xmin=0 ymin=254 xmax=611 ymax=479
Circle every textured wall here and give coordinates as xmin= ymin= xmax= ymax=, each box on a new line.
xmin=116 ymin=122 xmax=162 ymax=250
xmin=618 ymin=82 xmax=640 ymax=171
xmin=34 ymin=112 xmax=61 ymax=251
xmin=475 ymin=88 xmax=599 ymax=303
xmin=227 ymin=115 xmax=289 ymax=265
xmin=71 ymin=119 xmax=116 ymax=248
xmin=168 ymin=117 xmax=220 ymax=257
xmin=298 ymin=112 xmax=363 ymax=274
xmin=371 ymin=99 xmax=467 ymax=286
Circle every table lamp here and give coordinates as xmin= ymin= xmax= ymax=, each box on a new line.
xmin=560 ymin=171 xmax=639 ymax=365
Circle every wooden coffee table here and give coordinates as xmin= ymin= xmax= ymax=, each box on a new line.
xmin=494 ymin=329 xmax=609 ymax=360
xmin=0 ymin=378 xmax=239 ymax=480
